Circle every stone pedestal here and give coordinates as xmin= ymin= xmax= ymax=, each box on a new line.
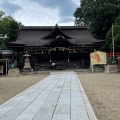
xmin=22 ymin=51 xmax=33 ymax=75
xmin=105 ymin=65 xmax=118 ymax=73
xmin=8 ymin=68 xmax=20 ymax=77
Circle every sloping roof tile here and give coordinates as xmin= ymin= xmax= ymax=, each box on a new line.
xmin=9 ymin=25 xmax=104 ymax=47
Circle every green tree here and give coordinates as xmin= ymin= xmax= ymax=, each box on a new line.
xmin=74 ymin=0 xmax=120 ymax=39
xmin=0 ymin=11 xmax=21 ymax=50
xmin=103 ymin=16 xmax=120 ymax=51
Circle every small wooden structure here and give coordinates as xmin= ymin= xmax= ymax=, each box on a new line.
xmin=0 ymin=59 xmax=11 ymax=76
xmin=105 ymin=52 xmax=120 ymax=73
xmin=0 ymin=50 xmax=13 ymax=76
xmin=106 ymin=52 xmax=120 ymax=66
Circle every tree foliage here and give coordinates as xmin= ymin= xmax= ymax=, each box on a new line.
xmin=0 ymin=10 xmax=21 ymax=50
xmin=74 ymin=0 xmax=120 ymax=39
xmin=103 ymin=16 xmax=120 ymax=51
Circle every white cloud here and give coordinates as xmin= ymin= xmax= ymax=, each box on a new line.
xmin=71 ymin=0 xmax=80 ymax=6
xmin=59 ymin=21 xmax=75 ymax=26
xmin=0 ymin=0 xmax=79 ymax=26
xmin=12 ymin=0 xmax=60 ymax=26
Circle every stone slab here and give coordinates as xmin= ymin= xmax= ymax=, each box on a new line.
xmin=0 ymin=72 xmax=98 ymax=120
xmin=8 ymin=68 xmax=20 ymax=77
xmin=105 ymin=65 xmax=118 ymax=73
xmin=52 ymin=114 xmax=70 ymax=120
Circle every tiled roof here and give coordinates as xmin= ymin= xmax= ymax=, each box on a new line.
xmin=9 ymin=25 xmax=104 ymax=47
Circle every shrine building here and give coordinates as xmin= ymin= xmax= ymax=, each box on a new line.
xmin=9 ymin=24 xmax=104 ymax=71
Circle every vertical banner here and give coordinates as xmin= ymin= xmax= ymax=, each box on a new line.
xmin=90 ymin=51 xmax=107 ymax=65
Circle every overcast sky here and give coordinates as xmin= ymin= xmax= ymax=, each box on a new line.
xmin=0 ymin=0 xmax=80 ymax=26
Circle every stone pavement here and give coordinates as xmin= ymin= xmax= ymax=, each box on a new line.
xmin=0 ymin=72 xmax=97 ymax=120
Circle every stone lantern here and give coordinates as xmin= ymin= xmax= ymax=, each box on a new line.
xmin=22 ymin=51 xmax=33 ymax=75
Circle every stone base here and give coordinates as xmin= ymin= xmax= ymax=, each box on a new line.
xmin=90 ymin=65 xmax=105 ymax=72
xmin=8 ymin=68 xmax=20 ymax=77
xmin=21 ymin=69 xmax=33 ymax=75
xmin=105 ymin=65 xmax=118 ymax=73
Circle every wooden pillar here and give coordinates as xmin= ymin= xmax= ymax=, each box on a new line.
xmin=67 ymin=50 xmax=70 ymax=68
xmin=68 ymin=51 xmax=69 ymax=62
xmin=35 ymin=52 xmax=37 ymax=73
xmin=81 ymin=52 xmax=84 ymax=68
xmin=91 ymin=65 xmax=94 ymax=72
xmin=49 ymin=51 xmax=51 ymax=63
xmin=6 ymin=60 xmax=7 ymax=76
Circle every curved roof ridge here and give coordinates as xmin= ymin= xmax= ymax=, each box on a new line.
xmin=20 ymin=25 xmax=88 ymax=30
xmin=42 ymin=24 xmax=72 ymax=39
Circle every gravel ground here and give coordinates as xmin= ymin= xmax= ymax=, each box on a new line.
xmin=78 ymin=73 xmax=120 ymax=120
xmin=0 ymin=73 xmax=49 ymax=105
xmin=0 ymin=72 xmax=120 ymax=120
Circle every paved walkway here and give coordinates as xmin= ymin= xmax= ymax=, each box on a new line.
xmin=0 ymin=72 xmax=97 ymax=120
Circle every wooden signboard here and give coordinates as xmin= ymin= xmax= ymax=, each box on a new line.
xmin=90 ymin=51 xmax=107 ymax=65
xmin=90 ymin=51 xmax=107 ymax=72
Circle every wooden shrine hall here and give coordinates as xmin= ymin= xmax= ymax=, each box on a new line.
xmin=9 ymin=24 xmax=104 ymax=71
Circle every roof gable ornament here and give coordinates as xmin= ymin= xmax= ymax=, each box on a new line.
xmin=42 ymin=24 xmax=72 ymax=39
xmin=54 ymin=23 xmax=59 ymax=29
xmin=49 ymin=37 xmax=72 ymax=47
xmin=56 ymin=34 xmax=65 ymax=39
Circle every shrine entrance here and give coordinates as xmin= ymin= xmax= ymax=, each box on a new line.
xmin=29 ymin=46 xmax=90 ymax=71
xmin=51 ymin=51 xmax=68 ymax=61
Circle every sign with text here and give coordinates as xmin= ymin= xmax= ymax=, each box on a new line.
xmin=90 ymin=51 xmax=107 ymax=65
